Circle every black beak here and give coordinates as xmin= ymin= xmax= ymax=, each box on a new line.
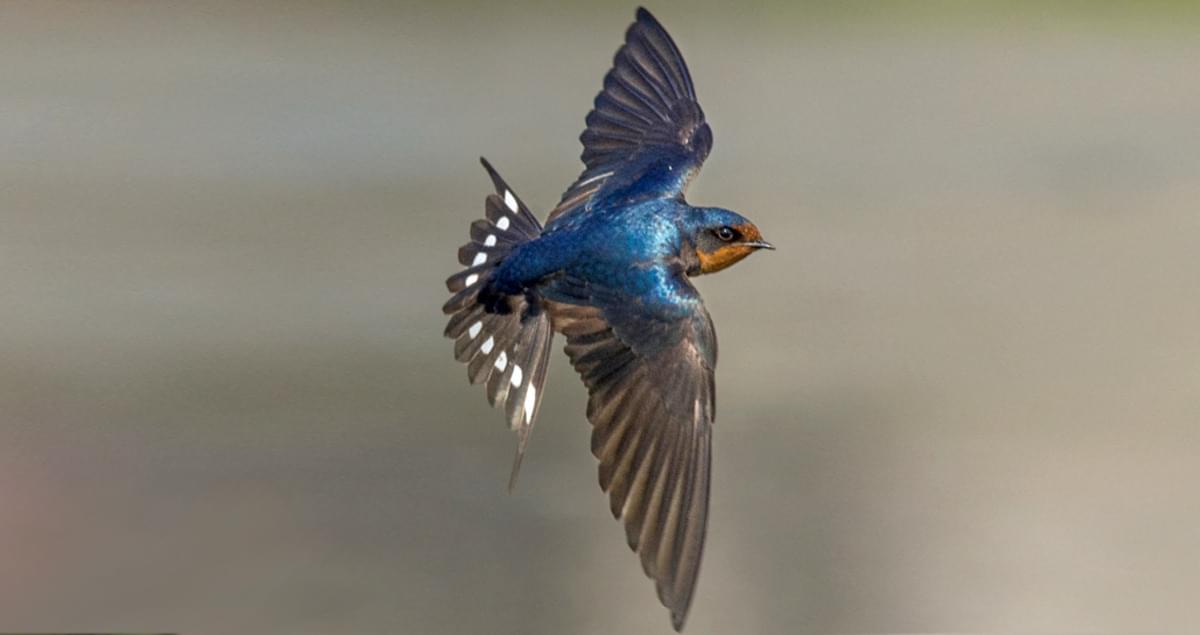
xmin=743 ymin=239 xmax=774 ymax=250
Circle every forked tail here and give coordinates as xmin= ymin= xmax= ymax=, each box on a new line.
xmin=443 ymin=158 xmax=554 ymax=489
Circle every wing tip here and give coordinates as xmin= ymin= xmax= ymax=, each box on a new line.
xmin=633 ymin=7 xmax=673 ymax=45
xmin=630 ymin=8 xmax=668 ymax=54
xmin=666 ymin=578 xmax=698 ymax=631
xmin=670 ymin=610 xmax=687 ymax=632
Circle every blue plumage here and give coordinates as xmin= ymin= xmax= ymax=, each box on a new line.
xmin=442 ymin=8 xmax=771 ymax=631
xmin=494 ymin=201 xmax=757 ymax=316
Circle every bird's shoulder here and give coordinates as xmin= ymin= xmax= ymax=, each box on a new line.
xmin=543 ymin=256 xmax=712 ymax=363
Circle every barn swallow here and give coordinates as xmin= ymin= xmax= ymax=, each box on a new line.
xmin=443 ymin=7 xmax=770 ymax=631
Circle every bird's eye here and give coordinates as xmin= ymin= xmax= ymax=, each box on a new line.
xmin=715 ymin=226 xmax=737 ymax=242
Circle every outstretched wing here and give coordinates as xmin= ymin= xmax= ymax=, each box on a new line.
xmin=547 ymin=7 xmax=713 ymax=227
xmin=546 ymin=273 xmax=716 ymax=631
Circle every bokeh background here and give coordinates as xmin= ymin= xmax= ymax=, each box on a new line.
xmin=2 ymin=2 xmax=1198 ymax=633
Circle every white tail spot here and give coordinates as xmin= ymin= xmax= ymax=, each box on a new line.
xmin=464 ymin=273 xmax=479 ymax=287
xmin=484 ymin=235 xmax=497 ymax=247
xmin=510 ymin=364 xmax=523 ymax=387
xmin=471 ymin=252 xmax=487 ymax=267
xmin=480 ymin=336 xmax=494 ymax=354
xmin=524 ymin=386 xmax=537 ymax=423
xmin=467 ymin=321 xmax=482 ymax=339
xmin=496 ymin=216 xmax=510 ymax=231
xmin=494 ymin=351 xmax=508 ymax=372
xmin=504 ymin=190 xmax=519 ymax=212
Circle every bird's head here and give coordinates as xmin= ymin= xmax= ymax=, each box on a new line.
xmin=684 ymin=207 xmax=773 ymax=275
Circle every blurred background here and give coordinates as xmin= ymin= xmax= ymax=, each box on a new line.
xmin=1 ymin=1 xmax=1198 ymax=633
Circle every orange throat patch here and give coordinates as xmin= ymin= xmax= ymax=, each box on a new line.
xmin=697 ymin=244 xmax=755 ymax=273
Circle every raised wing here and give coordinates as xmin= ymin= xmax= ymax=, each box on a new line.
xmin=547 ymin=7 xmax=713 ymax=227
xmin=546 ymin=273 xmax=716 ymax=631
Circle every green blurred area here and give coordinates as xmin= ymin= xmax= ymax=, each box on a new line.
xmin=750 ymin=0 xmax=1200 ymax=24
xmin=419 ymin=0 xmax=1200 ymax=28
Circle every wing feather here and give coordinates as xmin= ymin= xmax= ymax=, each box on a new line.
xmin=547 ymin=8 xmax=713 ymax=227
xmin=551 ymin=281 xmax=716 ymax=632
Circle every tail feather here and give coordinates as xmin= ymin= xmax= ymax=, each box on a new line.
xmin=444 ymin=158 xmax=555 ymax=489
xmin=506 ymin=313 xmax=554 ymax=491
xmin=469 ymin=219 xmax=519 ymax=246
xmin=480 ymin=158 xmax=543 ymax=236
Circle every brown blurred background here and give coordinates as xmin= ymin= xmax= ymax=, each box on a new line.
xmin=1 ymin=2 xmax=1198 ymax=633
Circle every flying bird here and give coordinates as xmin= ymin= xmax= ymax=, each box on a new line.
xmin=443 ymin=7 xmax=771 ymax=630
